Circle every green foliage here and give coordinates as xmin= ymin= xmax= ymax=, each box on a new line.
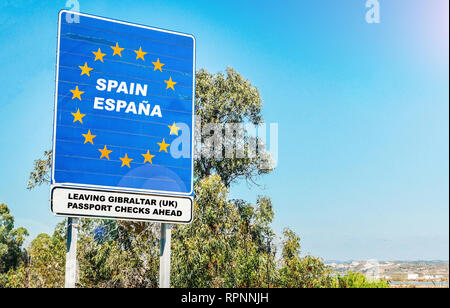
xmin=172 ymin=175 xmax=277 ymax=288
xmin=0 ymin=203 xmax=28 ymax=278
xmin=77 ymin=219 xmax=160 ymax=288
xmin=1 ymin=222 xmax=65 ymax=288
xmin=336 ymin=271 xmax=390 ymax=288
xmin=27 ymin=150 xmax=52 ymax=190
xmin=196 ymin=67 xmax=263 ymax=126
xmin=195 ymin=68 xmax=273 ymax=187
xmin=278 ymin=228 xmax=336 ymax=288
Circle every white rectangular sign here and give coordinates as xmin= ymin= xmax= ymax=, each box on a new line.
xmin=51 ymin=187 xmax=193 ymax=224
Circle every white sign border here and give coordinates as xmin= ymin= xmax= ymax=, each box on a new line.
xmin=51 ymin=10 xmax=196 ymax=197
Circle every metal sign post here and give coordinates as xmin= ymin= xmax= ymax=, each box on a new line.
xmin=64 ymin=217 xmax=79 ymax=288
xmin=159 ymin=223 xmax=172 ymax=288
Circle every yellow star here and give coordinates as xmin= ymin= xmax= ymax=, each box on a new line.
xmin=152 ymin=58 xmax=165 ymax=72
xmin=164 ymin=77 xmax=177 ymax=91
xmin=120 ymin=153 xmax=133 ymax=168
xmin=98 ymin=145 xmax=112 ymax=160
xmin=92 ymin=48 xmax=106 ymax=62
xmin=111 ymin=43 xmax=124 ymax=57
xmin=134 ymin=46 xmax=147 ymax=61
xmin=71 ymin=109 xmax=86 ymax=123
xmin=79 ymin=62 xmax=93 ymax=77
xmin=157 ymin=139 xmax=170 ymax=153
xmin=168 ymin=122 xmax=181 ymax=136
xmin=82 ymin=130 xmax=96 ymax=144
xmin=70 ymin=86 xmax=84 ymax=101
xmin=141 ymin=150 xmax=155 ymax=164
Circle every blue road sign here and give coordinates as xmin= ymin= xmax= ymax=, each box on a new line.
xmin=51 ymin=11 xmax=195 ymax=223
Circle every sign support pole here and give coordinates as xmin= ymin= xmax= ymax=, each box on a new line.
xmin=159 ymin=223 xmax=172 ymax=288
xmin=64 ymin=217 xmax=79 ymax=288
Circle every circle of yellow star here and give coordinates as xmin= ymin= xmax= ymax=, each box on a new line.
xmin=168 ymin=122 xmax=181 ymax=136
xmin=70 ymin=86 xmax=84 ymax=101
xmin=134 ymin=46 xmax=147 ymax=61
xmin=92 ymin=48 xmax=106 ymax=62
xmin=157 ymin=139 xmax=170 ymax=153
xmin=164 ymin=77 xmax=177 ymax=91
xmin=98 ymin=145 xmax=112 ymax=160
xmin=82 ymin=130 xmax=96 ymax=144
xmin=111 ymin=43 xmax=124 ymax=57
xmin=71 ymin=109 xmax=86 ymax=123
xmin=152 ymin=58 xmax=165 ymax=72
xmin=142 ymin=150 xmax=155 ymax=164
xmin=120 ymin=153 xmax=133 ymax=168
xmin=79 ymin=62 xmax=93 ymax=76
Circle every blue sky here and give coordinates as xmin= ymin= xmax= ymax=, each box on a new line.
xmin=0 ymin=0 xmax=448 ymax=260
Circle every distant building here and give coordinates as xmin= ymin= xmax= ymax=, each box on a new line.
xmin=408 ymin=274 xmax=419 ymax=280
xmin=364 ymin=260 xmax=380 ymax=280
